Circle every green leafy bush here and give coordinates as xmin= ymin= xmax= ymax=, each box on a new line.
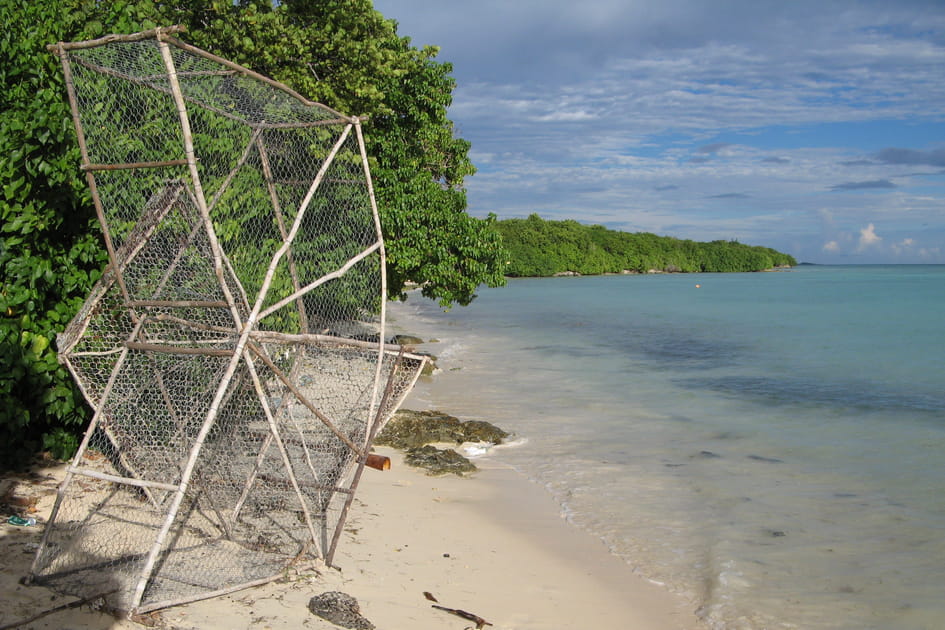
xmin=1 ymin=0 xmax=506 ymax=469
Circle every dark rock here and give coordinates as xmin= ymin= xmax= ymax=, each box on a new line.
xmin=376 ymin=410 xmax=465 ymax=449
xmin=461 ymin=419 xmax=509 ymax=444
xmin=308 ymin=591 xmax=375 ymax=630
xmin=376 ymin=409 xmax=508 ymax=450
xmin=404 ymin=445 xmax=477 ymax=476
xmin=391 ymin=334 xmax=424 ymax=346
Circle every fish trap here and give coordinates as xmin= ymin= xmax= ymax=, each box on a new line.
xmin=29 ymin=26 xmax=425 ymax=616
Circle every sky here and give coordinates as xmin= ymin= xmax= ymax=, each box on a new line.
xmin=371 ymin=0 xmax=945 ymax=264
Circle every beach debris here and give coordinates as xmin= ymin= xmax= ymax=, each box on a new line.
xmin=365 ymin=454 xmax=392 ymax=471
xmin=6 ymin=515 xmax=36 ymax=527
xmin=431 ymin=604 xmax=493 ymax=628
xmin=307 ymin=591 xmax=375 ymax=630
xmin=424 ymin=591 xmax=492 ymax=629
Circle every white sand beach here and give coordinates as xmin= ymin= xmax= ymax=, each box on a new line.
xmin=1 ymin=447 xmax=702 ymax=629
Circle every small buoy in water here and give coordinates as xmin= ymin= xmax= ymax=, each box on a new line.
xmin=695 ymin=284 xmax=701 ymax=288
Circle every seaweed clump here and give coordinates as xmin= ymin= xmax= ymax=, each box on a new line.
xmin=376 ymin=410 xmax=509 ymax=476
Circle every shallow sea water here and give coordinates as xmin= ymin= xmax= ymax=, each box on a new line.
xmin=388 ymin=266 xmax=945 ymax=630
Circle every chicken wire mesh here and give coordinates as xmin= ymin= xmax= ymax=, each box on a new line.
xmin=30 ymin=27 xmax=426 ymax=615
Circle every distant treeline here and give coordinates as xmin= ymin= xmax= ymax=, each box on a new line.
xmin=496 ymin=214 xmax=797 ymax=277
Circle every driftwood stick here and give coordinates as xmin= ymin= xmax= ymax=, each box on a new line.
xmin=431 ymin=605 xmax=493 ymax=629
xmin=0 ymin=589 xmax=119 ymax=630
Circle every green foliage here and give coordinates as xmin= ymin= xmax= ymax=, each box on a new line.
xmin=161 ymin=0 xmax=508 ymax=306
xmin=1 ymin=0 xmax=505 ymax=467
xmin=0 ymin=0 xmax=154 ymax=468
xmin=496 ymin=214 xmax=797 ymax=277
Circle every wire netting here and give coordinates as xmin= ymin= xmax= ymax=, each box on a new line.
xmin=31 ymin=28 xmax=425 ymax=615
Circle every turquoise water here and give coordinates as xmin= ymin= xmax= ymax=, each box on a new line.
xmin=388 ymin=266 xmax=945 ymax=629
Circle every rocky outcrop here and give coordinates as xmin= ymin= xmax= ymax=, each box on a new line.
xmin=376 ymin=409 xmax=509 ymax=476
xmin=377 ymin=410 xmax=508 ymax=450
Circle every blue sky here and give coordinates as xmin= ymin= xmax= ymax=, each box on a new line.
xmin=371 ymin=0 xmax=945 ymax=263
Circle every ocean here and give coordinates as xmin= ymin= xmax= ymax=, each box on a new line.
xmin=386 ymin=265 xmax=945 ymax=630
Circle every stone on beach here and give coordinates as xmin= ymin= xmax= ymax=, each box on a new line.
xmin=308 ymin=591 xmax=375 ymax=630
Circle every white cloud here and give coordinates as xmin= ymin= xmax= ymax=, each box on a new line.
xmin=891 ymin=237 xmax=916 ymax=256
xmin=377 ymin=0 xmax=945 ymax=263
xmin=857 ymin=223 xmax=882 ymax=250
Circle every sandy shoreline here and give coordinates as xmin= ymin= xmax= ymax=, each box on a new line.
xmin=2 ymin=447 xmax=701 ymax=629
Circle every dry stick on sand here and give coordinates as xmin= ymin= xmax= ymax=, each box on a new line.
xmin=431 ymin=605 xmax=493 ymax=628
xmin=0 ymin=589 xmax=119 ymax=630
xmin=425 ymin=592 xmax=492 ymax=629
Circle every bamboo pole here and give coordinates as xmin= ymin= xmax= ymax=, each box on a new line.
xmin=231 ymin=427 xmax=275 ymax=522
xmin=47 ymin=26 xmax=187 ymax=52
xmin=67 ymin=347 xmax=125 ymax=357
xmin=255 ymin=133 xmax=309 ymax=332
xmin=204 ymin=127 xmax=263 ymax=214
xmin=256 ymin=473 xmax=354 ymax=494
xmin=28 ymin=315 xmax=149 ymax=581
xmin=354 ymin=119 xmax=389 ymax=453
xmin=245 ymin=341 xmax=363 ymax=457
xmin=82 ymin=159 xmax=191 ymax=171
xmin=326 ymin=349 xmax=404 ymax=566
xmin=159 ymin=33 xmax=349 ymax=118
xmin=111 ymin=181 xmax=187 ymax=270
xmin=240 ymin=350 xmax=323 ymax=558
xmin=248 ymin=329 xmax=414 ymax=353
xmin=124 ymin=342 xmax=234 ymax=357
xmin=132 ymin=561 xmax=319 ymax=615
xmin=251 ymin=123 xmax=353 ymax=324
xmin=53 ymin=44 xmax=133 ymax=308
xmin=65 ymin=467 xmax=180 ymax=492
xmin=126 ymin=300 xmax=229 ymax=308
xmin=129 ymin=39 xmax=250 ymax=613
xmin=147 ymin=316 xmax=424 ymax=356
xmin=257 ymin=241 xmax=381 ymax=321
